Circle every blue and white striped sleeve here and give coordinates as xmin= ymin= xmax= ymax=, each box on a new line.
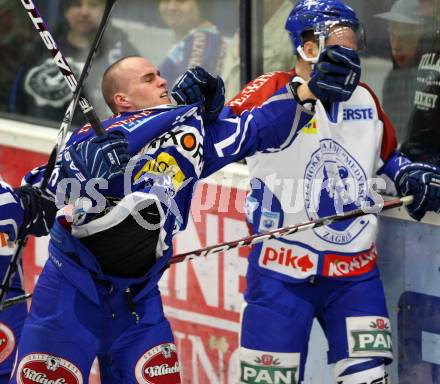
xmin=201 ymin=83 xmax=314 ymax=176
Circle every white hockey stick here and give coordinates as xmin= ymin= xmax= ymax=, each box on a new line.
xmin=169 ymin=195 xmax=413 ymax=265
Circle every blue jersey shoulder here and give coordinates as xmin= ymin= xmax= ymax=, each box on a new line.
xmin=65 ymin=104 xmax=203 ymax=156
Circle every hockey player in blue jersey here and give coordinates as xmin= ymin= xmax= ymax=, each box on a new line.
xmin=171 ymin=1 xmax=440 ymax=383
xmin=0 ymin=241 xmax=26 ymax=384
xmin=0 ymin=53 xmax=346 ymax=383
xmin=0 ymin=178 xmax=57 ymax=384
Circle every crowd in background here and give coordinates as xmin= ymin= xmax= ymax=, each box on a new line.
xmin=0 ymin=0 xmax=439 ymax=164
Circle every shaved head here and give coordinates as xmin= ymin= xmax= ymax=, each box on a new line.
xmin=102 ymin=55 xmax=139 ymax=112
xmin=101 ymin=56 xmax=170 ymax=113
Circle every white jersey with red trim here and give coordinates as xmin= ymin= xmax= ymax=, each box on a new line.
xmin=225 ymin=71 xmax=399 ymax=283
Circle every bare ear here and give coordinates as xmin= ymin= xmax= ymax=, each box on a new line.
xmin=114 ymin=92 xmax=130 ymax=109
xmin=303 ymin=40 xmax=319 ymax=59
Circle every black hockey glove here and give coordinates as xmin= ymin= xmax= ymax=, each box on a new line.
xmin=0 ymin=177 xmax=57 ymax=242
xmin=395 ymin=162 xmax=440 ymax=221
xmin=15 ymin=185 xmax=57 ymax=237
xmin=308 ymin=45 xmax=361 ymax=102
xmin=171 ymin=66 xmax=225 ymax=123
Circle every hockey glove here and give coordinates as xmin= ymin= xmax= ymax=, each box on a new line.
xmin=308 ymin=45 xmax=361 ymax=102
xmin=0 ymin=179 xmax=25 ymax=243
xmin=171 ymin=66 xmax=225 ymax=123
xmin=15 ymin=185 xmax=57 ymax=237
xmin=61 ymin=131 xmax=130 ymax=201
xmin=395 ymin=162 xmax=440 ymax=221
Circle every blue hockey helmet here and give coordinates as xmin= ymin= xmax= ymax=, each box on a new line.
xmin=285 ymin=0 xmax=365 ymax=62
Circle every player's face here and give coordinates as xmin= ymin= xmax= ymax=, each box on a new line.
xmin=65 ymin=0 xmax=104 ymax=35
xmin=325 ymin=25 xmax=358 ymax=51
xmin=388 ymin=21 xmax=422 ymax=68
xmin=306 ymin=24 xmax=359 ymax=63
xmin=159 ymin=0 xmax=201 ymax=33
xmin=120 ymin=57 xmax=171 ymax=110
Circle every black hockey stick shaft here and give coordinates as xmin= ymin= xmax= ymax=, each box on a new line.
xmin=169 ymin=195 xmax=414 ymax=265
xmin=20 ymin=0 xmax=117 ymax=188
xmin=21 ymin=0 xmax=112 ymax=134
xmin=0 ymin=0 xmax=117 ymax=311
xmin=2 ymin=293 xmax=32 ymax=310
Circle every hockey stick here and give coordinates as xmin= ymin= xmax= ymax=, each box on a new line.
xmin=21 ymin=0 xmax=117 ymax=188
xmin=1 ymin=293 xmax=32 ymax=311
xmin=169 ymin=195 xmax=414 ymax=265
xmin=0 ymin=0 xmax=117 ymax=311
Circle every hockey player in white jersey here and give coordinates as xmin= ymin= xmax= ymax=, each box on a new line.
xmin=233 ymin=2 xmax=440 ymax=383
xmin=171 ymin=1 xmax=440 ymax=383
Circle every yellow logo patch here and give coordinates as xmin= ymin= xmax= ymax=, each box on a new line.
xmin=134 ymin=152 xmax=186 ymax=190
xmin=302 ymin=118 xmax=317 ymax=134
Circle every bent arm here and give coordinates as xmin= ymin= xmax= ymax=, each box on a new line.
xmin=202 ymin=83 xmax=314 ymax=176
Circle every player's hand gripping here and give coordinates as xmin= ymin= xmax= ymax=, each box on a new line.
xmin=171 ymin=66 xmax=225 ymax=123
xmin=308 ymin=45 xmax=361 ymax=102
xmin=61 ymin=131 xmax=130 ymax=199
xmin=395 ymin=162 xmax=440 ymax=221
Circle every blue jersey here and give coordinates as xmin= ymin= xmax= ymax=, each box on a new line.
xmin=24 ymin=84 xmax=313 ymax=303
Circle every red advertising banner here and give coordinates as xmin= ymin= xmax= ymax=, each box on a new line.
xmin=0 ymin=144 xmax=249 ymax=383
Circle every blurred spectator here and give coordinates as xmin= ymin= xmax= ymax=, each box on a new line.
xmin=13 ymin=0 xmax=138 ymax=126
xmin=0 ymin=2 xmax=34 ymax=113
xmin=343 ymin=1 xmax=391 ymax=102
xmin=376 ymin=0 xmax=424 ymax=142
xmin=346 ymin=0 xmax=395 ymax=58
xmin=419 ymin=0 xmax=439 ymax=27
xmin=221 ymin=0 xmax=295 ymax=101
xmin=401 ymin=0 xmax=440 ymax=164
xmin=158 ymin=0 xmax=227 ymax=87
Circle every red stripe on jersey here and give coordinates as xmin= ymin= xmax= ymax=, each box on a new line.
xmin=358 ymin=82 xmax=397 ymax=162
xmin=226 ymin=70 xmax=295 ymax=115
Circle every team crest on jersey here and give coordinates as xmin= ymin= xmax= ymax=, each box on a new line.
xmin=17 ymin=353 xmax=83 ymax=384
xmin=135 ymin=343 xmax=180 ymax=384
xmin=134 ymin=152 xmax=186 ymax=191
xmin=0 ymin=321 xmax=15 ymax=363
xmin=304 ymin=139 xmax=369 ymax=245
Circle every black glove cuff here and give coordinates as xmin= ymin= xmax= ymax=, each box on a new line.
xmin=15 ymin=186 xmax=57 ymax=237
xmin=289 ymin=81 xmax=316 ymax=111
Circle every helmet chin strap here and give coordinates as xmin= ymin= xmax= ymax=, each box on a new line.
xmin=297 ymin=33 xmax=326 ymax=64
